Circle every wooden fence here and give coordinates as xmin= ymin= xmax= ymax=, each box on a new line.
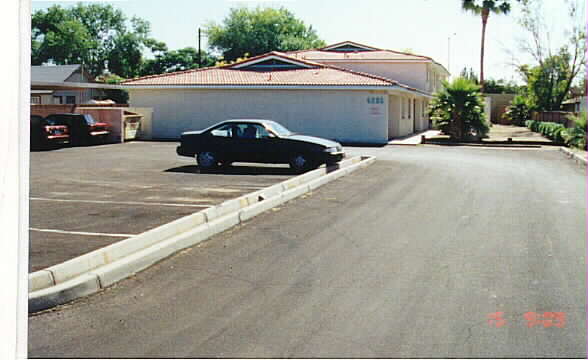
xmin=531 ymin=111 xmax=576 ymax=128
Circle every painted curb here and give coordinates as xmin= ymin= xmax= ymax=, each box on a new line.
xmin=559 ymin=147 xmax=587 ymax=166
xmin=28 ymin=155 xmax=376 ymax=312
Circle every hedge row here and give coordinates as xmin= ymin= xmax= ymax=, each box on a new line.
xmin=525 ymin=120 xmax=566 ymax=144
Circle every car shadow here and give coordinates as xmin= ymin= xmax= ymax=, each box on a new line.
xmin=165 ymin=164 xmax=296 ymax=176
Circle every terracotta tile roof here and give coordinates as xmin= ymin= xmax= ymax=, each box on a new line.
xmin=122 ymin=51 xmax=431 ymax=96
xmin=287 ymin=49 xmax=433 ymax=62
xmin=123 ymin=52 xmax=397 ymax=87
xmin=123 ymin=66 xmax=392 ymax=86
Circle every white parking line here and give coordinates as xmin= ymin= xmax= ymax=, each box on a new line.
xmin=29 ymin=228 xmax=134 ymax=238
xmin=30 ymin=197 xmax=212 ymax=208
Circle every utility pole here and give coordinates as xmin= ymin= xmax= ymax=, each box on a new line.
xmin=198 ymin=27 xmax=201 ymax=68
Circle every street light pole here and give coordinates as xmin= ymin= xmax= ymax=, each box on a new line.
xmin=448 ymin=36 xmax=451 ymax=76
xmin=448 ymin=32 xmax=456 ymax=78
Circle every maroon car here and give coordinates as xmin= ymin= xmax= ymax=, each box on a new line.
xmin=30 ymin=115 xmax=70 ymax=150
xmin=45 ymin=113 xmax=111 ymax=146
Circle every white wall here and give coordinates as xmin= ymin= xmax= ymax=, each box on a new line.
xmin=388 ymin=94 xmax=428 ymax=138
xmin=128 ymin=88 xmax=390 ymax=144
xmin=319 ymin=62 xmax=429 ymax=93
xmin=388 ymin=95 xmax=401 ymax=139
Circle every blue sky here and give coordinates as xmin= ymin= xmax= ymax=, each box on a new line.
xmin=32 ymin=0 xmax=583 ymax=84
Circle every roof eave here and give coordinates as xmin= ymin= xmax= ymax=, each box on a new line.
xmin=123 ymin=84 xmax=432 ymax=97
xmin=31 ymin=81 xmax=122 ymax=90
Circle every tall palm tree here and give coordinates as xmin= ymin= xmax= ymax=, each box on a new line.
xmin=461 ymin=0 xmax=516 ymax=92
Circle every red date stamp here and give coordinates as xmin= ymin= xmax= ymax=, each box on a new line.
xmin=487 ymin=312 xmax=566 ymax=328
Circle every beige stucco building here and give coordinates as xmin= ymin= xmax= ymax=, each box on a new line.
xmin=124 ymin=41 xmax=449 ymax=144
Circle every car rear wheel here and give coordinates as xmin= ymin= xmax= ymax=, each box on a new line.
xmin=197 ymin=151 xmax=218 ymax=170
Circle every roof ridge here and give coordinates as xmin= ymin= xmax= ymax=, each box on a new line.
xmin=226 ymin=51 xmax=326 ymax=69
xmin=320 ymin=40 xmax=382 ymax=51
xmin=380 ymin=48 xmax=432 ymax=60
xmin=289 ymin=46 xmax=434 ymax=61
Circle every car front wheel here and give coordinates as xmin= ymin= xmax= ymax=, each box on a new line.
xmin=289 ymin=154 xmax=315 ymax=173
xmin=197 ymin=151 xmax=218 ymax=170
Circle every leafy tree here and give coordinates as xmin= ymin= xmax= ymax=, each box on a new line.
xmin=483 ymin=79 xmax=521 ymax=94
xmin=459 ymin=67 xmax=479 ymax=84
xmin=460 ymin=67 xmax=522 ymax=94
xmin=429 ymin=77 xmax=489 ymax=140
xmin=205 ymin=7 xmax=326 ymax=62
xmin=461 ymin=0 xmax=519 ymax=92
xmin=140 ymin=47 xmax=217 ymax=76
xmin=32 ymin=4 xmax=161 ymax=77
xmin=515 ymin=0 xmax=585 ymax=109
xmin=518 ymin=49 xmax=575 ymax=110
xmin=214 ymin=53 xmax=251 ymax=67
xmin=94 ymin=74 xmax=129 ymax=104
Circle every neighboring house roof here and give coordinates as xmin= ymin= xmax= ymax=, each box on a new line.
xmin=122 ymin=51 xmax=430 ymax=96
xmin=31 ymin=65 xmax=121 ymax=91
xmin=562 ymin=96 xmax=586 ymax=104
xmin=287 ymin=41 xmax=450 ymax=75
xmin=31 ymin=64 xmax=85 ymax=83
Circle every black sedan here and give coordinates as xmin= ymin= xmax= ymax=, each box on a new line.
xmin=176 ymin=119 xmax=345 ymax=172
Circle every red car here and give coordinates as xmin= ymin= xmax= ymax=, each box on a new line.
xmin=30 ymin=115 xmax=70 ymax=150
xmin=45 ymin=113 xmax=111 ymax=146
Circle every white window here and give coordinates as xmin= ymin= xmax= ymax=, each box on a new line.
xmin=422 ymin=101 xmax=426 ymax=118
xmin=53 ymin=96 xmax=62 ymax=104
xmin=401 ymin=98 xmax=406 ymax=119
xmin=31 ymin=96 xmax=41 ymax=105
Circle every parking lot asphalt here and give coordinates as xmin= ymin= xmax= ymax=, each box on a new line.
xmin=29 ymin=146 xmax=586 ymax=358
xmin=29 ymin=141 xmax=294 ymax=272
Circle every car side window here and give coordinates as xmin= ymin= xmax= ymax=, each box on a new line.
xmin=235 ymin=124 xmax=270 ymax=139
xmin=210 ymin=124 xmax=233 ymax=137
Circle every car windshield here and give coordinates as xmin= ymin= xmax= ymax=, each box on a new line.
xmin=84 ymin=115 xmax=97 ymax=126
xmin=45 ymin=117 xmax=64 ymax=126
xmin=266 ymin=122 xmax=293 ymax=137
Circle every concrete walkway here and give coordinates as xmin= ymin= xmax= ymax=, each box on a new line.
xmin=388 ymin=130 xmax=441 ymax=145
xmin=487 ymin=124 xmax=551 ymax=142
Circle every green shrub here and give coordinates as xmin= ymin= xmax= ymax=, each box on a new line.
xmin=428 ymin=77 xmax=489 ymax=141
xmin=503 ymin=95 xmax=531 ymax=126
xmin=562 ymin=112 xmax=587 ymax=150
xmin=550 ymin=126 xmax=565 ymax=144
xmin=525 ymin=120 xmax=566 ymax=144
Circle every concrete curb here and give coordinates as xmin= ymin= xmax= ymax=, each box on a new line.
xmin=559 ymin=147 xmax=587 ymax=166
xmin=29 ymin=155 xmax=376 ymax=313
